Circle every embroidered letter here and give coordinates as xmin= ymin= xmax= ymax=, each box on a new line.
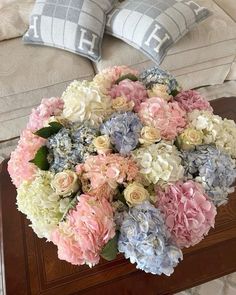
xmin=78 ymin=28 xmax=97 ymax=55
xmin=26 ymin=16 xmax=39 ymax=38
xmin=106 ymin=9 xmax=119 ymax=27
xmin=145 ymin=24 xmax=170 ymax=53
xmin=185 ymin=1 xmax=205 ymax=15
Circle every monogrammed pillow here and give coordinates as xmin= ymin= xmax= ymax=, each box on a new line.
xmin=106 ymin=0 xmax=211 ymax=64
xmin=23 ymin=0 xmax=116 ymax=61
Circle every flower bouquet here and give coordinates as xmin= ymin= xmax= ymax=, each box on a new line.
xmin=8 ymin=66 xmax=236 ymax=276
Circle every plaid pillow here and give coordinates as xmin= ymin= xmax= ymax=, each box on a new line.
xmin=106 ymin=0 xmax=211 ymax=64
xmin=23 ymin=0 xmax=116 ymax=61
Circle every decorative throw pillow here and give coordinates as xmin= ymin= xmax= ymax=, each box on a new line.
xmin=106 ymin=0 xmax=211 ymax=64
xmin=23 ymin=0 xmax=116 ymax=61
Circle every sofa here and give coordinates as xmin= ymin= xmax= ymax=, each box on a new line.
xmin=0 ymin=0 xmax=236 ymax=161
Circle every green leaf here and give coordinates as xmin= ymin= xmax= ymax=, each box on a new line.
xmin=34 ymin=121 xmax=63 ymax=138
xmin=170 ymin=89 xmax=180 ymax=97
xmin=29 ymin=146 xmax=49 ymax=170
xmin=101 ymin=233 xmax=118 ymax=261
xmin=60 ymin=196 xmax=78 ymax=222
xmin=115 ymin=73 xmax=138 ymax=84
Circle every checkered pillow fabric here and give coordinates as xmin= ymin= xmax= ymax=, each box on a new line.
xmin=23 ymin=0 xmax=116 ymax=61
xmin=106 ymin=0 xmax=211 ymax=64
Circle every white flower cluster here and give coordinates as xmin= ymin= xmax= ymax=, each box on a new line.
xmin=132 ymin=142 xmax=184 ymax=185
xmin=62 ymin=80 xmax=112 ymax=126
xmin=17 ymin=171 xmax=63 ymax=240
xmin=188 ymin=110 xmax=236 ymax=158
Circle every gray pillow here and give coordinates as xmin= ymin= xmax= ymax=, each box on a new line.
xmin=23 ymin=0 xmax=116 ymax=61
xmin=106 ymin=0 xmax=211 ymax=64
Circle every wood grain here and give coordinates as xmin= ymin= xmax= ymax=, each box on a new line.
xmin=1 ymin=97 xmax=236 ymax=295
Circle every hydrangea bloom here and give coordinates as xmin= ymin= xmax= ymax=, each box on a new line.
xmin=27 ymin=97 xmax=64 ymax=132
xmin=16 ymin=171 xmax=63 ymax=240
xmin=117 ymin=201 xmax=183 ymax=275
xmin=78 ymin=154 xmax=139 ymax=192
xmin=156 ymin=180 xmax=217 ymax=248
xmin=138 ymin=97 xmax=186 ymax=140
xmin=175 ymin=90 xmax=213 ymax=113
xmin=62 ymin=80 xmax=112 ymax=126
xmin=51 ymin=194 xmax=116 ymax=267
xmin=8 ymin=129 xmax=46 ymax=187
xmin=100 ymin=112 xmax=143 ymax=155
xmin=47 ymin=123 xmax=98 ymax=172
xmin=139 ymin=67 xmax=181 ymax=94
xmin=92 ymin=65 xmax=138 ymax=95
xmin=188 ymin=110 xmax=236 ymax=158
xmin=182 ymin=145 xmax=236 ymax=206
xmin=110 ymin=80 xmax=148 ymax=112
xmin=132 ymin=142 xmax=184 ymax=185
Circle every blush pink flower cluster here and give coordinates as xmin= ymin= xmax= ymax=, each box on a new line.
xmin=138 ymin=97 xmax=187 ymax=140
xmin=76 ymin=154 xmax=139 ymax=196
xmin=175 ymin=90 xmax=213 ymax=113
xmin=51 ymin=194 xmax=116 ymax=267
xmin=156 ymin=180 xmax=217 ymax=248
xmin=110 ymin=80 xmax=148 ymax=112
xmin=100 ymin=65 xmax=138 ymax=84
xmin=8 ymin=129 xmax=46 ymax=187
xmin=27 ymin=97 xmax=64 ymax=132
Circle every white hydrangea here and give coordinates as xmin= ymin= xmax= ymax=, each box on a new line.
xmin=17 ymin=171 xmax=62 ymax=240
xmin=188 ymin=110 xmax=236 ymax=158
xmin=62 ymin=80 xmax=112 ymax=126
xmin=132 ymin=142 xmax=184 ymax=185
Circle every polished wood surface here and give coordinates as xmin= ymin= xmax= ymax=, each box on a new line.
xmin=1 ymin=97 xmax=236 ymax=295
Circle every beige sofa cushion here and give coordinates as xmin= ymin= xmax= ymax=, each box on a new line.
xmin=96 ymin=0 xmax=236 ymax=89
xmin=0 ymin=37 xmax=95 ymax=147
xmin=213 ymin=0 xmax=236 ymax=22
xmin=0 ymin=0 xmax=34 ymax=41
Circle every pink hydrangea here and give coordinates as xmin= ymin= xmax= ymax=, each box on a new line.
xmin=175 ymin=90 xmax=213 ymax=113
xmin=77 ymin=154 xmax=139 ymax=192
xmin=110 ymin=80 xmax=148 ymax=112
xmin=138 ymin=97 xmax=187 ymax=140
xmin=51 ymin=194 xmax=116 ymax=266
xmin=100 ymin=65 xmax=138 ymax=84
xmin=156 ymin=180 xmax=217 ymax=248
xmin=8 ymin=129 xmax=46 ymax=187
xmin=27 ymin=97 xmax=64 ymax=132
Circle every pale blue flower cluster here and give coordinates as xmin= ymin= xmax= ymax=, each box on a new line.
xmin=116 ymin=201 xmax=183 ymax=276
xmin=182 ymin=145 xmax=236 ymax=206
xmin=139 ymin=67 xmax=181 ymax=94
xmin=47 ymin=123 xmax=98 ymax=172
xmin=100 ymin=112 xmax=142 ymax=155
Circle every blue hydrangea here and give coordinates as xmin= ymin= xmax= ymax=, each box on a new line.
xmin=139 ymin=66 xmax=181 ymax=94
xmin=100 ymin=112 xmax=142 ymax=155
xmin=116 ymin=201 xmax=183 ymax=276
xmin=47 ymin=123 xmax=98 ymax=172
xmin=182 ymin=145 xmax=236 ymax=206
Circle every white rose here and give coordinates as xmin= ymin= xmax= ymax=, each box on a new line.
xmin=124 ymin=182 xmax=149 ymax=206
xmin=139 ymin=126 xmax=161 ymax=145
xmin=93 ymin=135 xmax=111 ymax=154
xmin=147 ymin=84 xmax=171 ymax=101
xmin=51 ymin=171 xmax=79 ymax=197
xmin=112 ymin=96 xmax=135 ymax=112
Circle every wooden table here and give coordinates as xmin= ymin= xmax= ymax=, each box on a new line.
xmin=1 ymin=97 xmax=236 ymax=295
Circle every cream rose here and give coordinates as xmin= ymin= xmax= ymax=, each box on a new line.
xmin=124 ymin=182 xmax=149 ymax=206
xmin=93 ymin=135 xmax=111 ymax=154
xmin=148 ymin=84 xmax=171 ymax=101
xmin=139 ymin=126 xmax=161 ymax=145
xmin=177 ymin=128 xmax=204 ymax=150
xmin=51 ymin=171 xmax=79 ymax=196
xmin=112 ymin=96 xmax=135 ymax=112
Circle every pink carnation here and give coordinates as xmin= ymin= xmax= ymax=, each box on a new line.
xmin=175 ymin=90 xmax=213 ymax=113
xmin=77 ymin=154 xmax=139 ymax=192
xmin=110 ymin=80 xmax=148 ymax=112
xmin=138 ymin=97 xmax=187 ymax=140
xmin=27 ymin=97 xmax=64 ymax=132
xmin=156 ymin=180 xmax=217 ymax=248
xmin=51 ymin=194 xmax=115 ymax=266
xmin=8 ymin=129 xmax=46 ymax=187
